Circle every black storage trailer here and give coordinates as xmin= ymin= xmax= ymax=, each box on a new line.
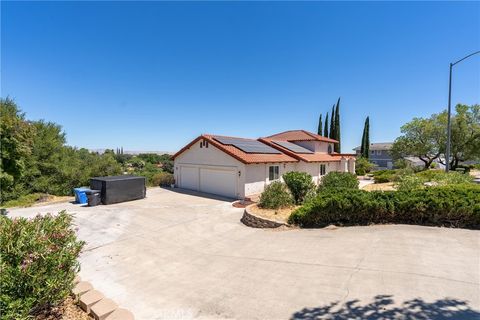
xmin=90 ymin=175 xmax=146 ymax=205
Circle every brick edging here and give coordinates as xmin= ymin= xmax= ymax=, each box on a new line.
xmin=241 ymin=204 xmax=288 ymax=228
xmin=73 ymin=275 xmax=134 ymax=320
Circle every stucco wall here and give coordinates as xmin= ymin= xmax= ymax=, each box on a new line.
xmin=244 ymin=162 xmax=296 ymax=196
xmin=296 ymin=161 xmax=341 ymax=184
xmin=294 ymin=141 xmax=333 ymax=153
xmin=174 ymin=140 xmax=246 ymax=198
xmin=174 ymin=140 xmax=242 ymax=167
xmin=296 ymin=161 xmax=319 ymax=184
xmin=244 ymin=164 xmax=266 ymax=196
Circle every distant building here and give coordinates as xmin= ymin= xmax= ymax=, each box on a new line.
xmin=353 ymin=142 xmax=394 ymax=169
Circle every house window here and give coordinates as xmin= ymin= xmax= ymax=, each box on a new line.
xmin=269 ymin=165 xmax=279 ymax=181
xmin=371 ymin=150 xmax=375 ymax=155
xmin=328 ymin=145 xmax=333 ymax=154
xmin=320 ymin=164 xmax=326 ymax=176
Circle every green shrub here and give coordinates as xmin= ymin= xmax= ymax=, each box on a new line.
xmin=415 ymin=169 xmax=444 ymax=181
xmin=319 ymin=172 xmax=359 ymax=191
xmin=395 ymin=174 xmax=425 ymax=192
xmin=372 ymin=169 xmax=398 ymax=183
xmin=288 ymin=185 xmax=480 ymax=229
xmin=372 ymin=173 xmax=392 ymax=183
xmin=258 ymin=181 xmax=293 ymax=209
xmin=355 ymin=157 xmax=375 ymax=176
xmin=415 ymin=170 xmax=473 ymax=185
xmin=0 ymin=211 xmax=85 ymax=318
xmin=151 ymin=172 xmax=175 ymax=187
xmin=393 ymin=159 xmax=409 ymax=169
xmin=434 ymin=172 xmax=473 ymax=185
xmin=282 ymin=171 xmax=315 ymax=204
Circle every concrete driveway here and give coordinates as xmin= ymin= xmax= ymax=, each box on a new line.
xmin=9 ymin=188 xmax=480 ymax=319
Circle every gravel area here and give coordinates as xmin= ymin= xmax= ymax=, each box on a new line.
xmin=362 ymin=182 xmax=396 ymax=191
xmin=35 ymin=296 xmax=90 ymax=320
xmin=249 ymin=203 xmax=297 ymax=223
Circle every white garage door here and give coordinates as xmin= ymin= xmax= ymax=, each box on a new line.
xmin=180 ymin=166 xmax=198 ymax=191
xmin=200 ymin=168 xmax=237 ymax=198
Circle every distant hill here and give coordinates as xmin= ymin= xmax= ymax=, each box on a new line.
xmin=89 ymin=149 xmax=174 ymax=155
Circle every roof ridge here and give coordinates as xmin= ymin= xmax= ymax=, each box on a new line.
xmin=264 ymin=129 xmax=305 ymax=138
xmin=301 ymin=130 xmax=319 ymax=139
xmin=204 ymin=134 xmax=257 ymax=141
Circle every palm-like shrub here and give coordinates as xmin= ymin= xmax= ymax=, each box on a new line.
xmin=282 ymin=171 xmax=315 ymax=204
xmin=319 ymin=172 xmax=359 ymax=191
xmin=258 ymin=181 xmax=293 ymax=209
xmin=395 ymin=174 xmax=424 ymax=191
xmin=355 ymin=157 xmax=375 ymax=175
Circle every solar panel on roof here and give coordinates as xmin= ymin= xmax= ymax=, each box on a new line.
xmin=213 ymin=136 xmax=281 ymax=154
xmin=213 ymin=136 xmax=247 ymax=145
xmin=272 ymin=141 xmax=314 ymax=154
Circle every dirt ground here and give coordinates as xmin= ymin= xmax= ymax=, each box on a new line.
xmin=249 ymin=203 xmax=297 ymax=223
xmin=362 ymin=182 xmax=396 ymax=191
xmin=33 ymin=195 xmax=75 ymax=207
xmin=35 ymin=296 xmax=90 ymax=320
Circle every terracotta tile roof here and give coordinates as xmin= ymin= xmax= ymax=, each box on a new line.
xmin=259 ymin=138 xmax=354 ymax=163
xmin=264 ymin=130 xmax=338 ymax=143
xmin=172 ymin=131 xmax=355 ymax=164
xmin=172 ymin=134 xmax=298 ymax=164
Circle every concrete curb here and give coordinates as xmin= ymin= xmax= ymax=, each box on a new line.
xmin=241 ymin=204 xmax=289 ymax=228
xmin=73 ymin=275 xmax=134 ymax=320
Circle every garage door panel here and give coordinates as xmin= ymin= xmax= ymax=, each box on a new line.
xmin=180 ymin=166 xmax=198 ymax=191
xmin=200 ymin=168 xmax=237 ymax=198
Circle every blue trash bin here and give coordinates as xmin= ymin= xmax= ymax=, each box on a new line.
xmin=73 ymin=187 xmax=89 ymax=204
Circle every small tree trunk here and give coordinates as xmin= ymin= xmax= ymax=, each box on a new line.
xmin=424 ymin=159 xmax=434 ymax=170
xmin=450 ymin=157 xmax=459 ymax=171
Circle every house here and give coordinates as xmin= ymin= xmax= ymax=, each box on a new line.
xmin=172 ymin=130 xmax=356 ymax=199
xmin=353 ymin=142 xmax=394 ymax=169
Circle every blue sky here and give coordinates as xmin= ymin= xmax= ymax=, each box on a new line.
xmin=2 ymin=1 xmax=479 ymax=153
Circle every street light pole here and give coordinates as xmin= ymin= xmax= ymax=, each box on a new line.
xmin=446 ymin=63 xmax=453 ymax=173
xmin=445 ymin=50 xmax=480 ymax=173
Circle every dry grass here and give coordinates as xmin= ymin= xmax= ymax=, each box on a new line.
xmin=249 ymin=203 xmax=298 ymax=223
xmin=470 ymin=170 xmax=480 ymax=177
xmin=35 ymin=296 xmax=90 ymax=320
xmin=362 ymin=182 xmax=396 ymax=191
xmin=3 ymin=194 xmax=74 ymax=209
xmin=32 ymin=195 xmax=75 ymax=207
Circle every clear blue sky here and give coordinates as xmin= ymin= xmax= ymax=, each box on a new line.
xmin=2 ymin=1 xmax=479 ymax=153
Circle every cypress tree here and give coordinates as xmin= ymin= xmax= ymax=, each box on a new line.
xmin=365 ymin=117 xmax=370 ymax=159
xmin=317 ymin=114 xmax=323 ymax=136
xmin=360 ymin=117 xmax=369 ymax=158
xmin=334 ymin=98 xmax=341 ymax=152
xmin=324 ymin=113 xmax=329 ymax=137
xmin=329 ymin=104 xmax=335 ymax=139
xmin=364 ymin=117 xmax=370 ymax=158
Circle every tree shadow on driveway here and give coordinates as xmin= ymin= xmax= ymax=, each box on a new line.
xmin=290 ymin=295 xmax=479 ymax=320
